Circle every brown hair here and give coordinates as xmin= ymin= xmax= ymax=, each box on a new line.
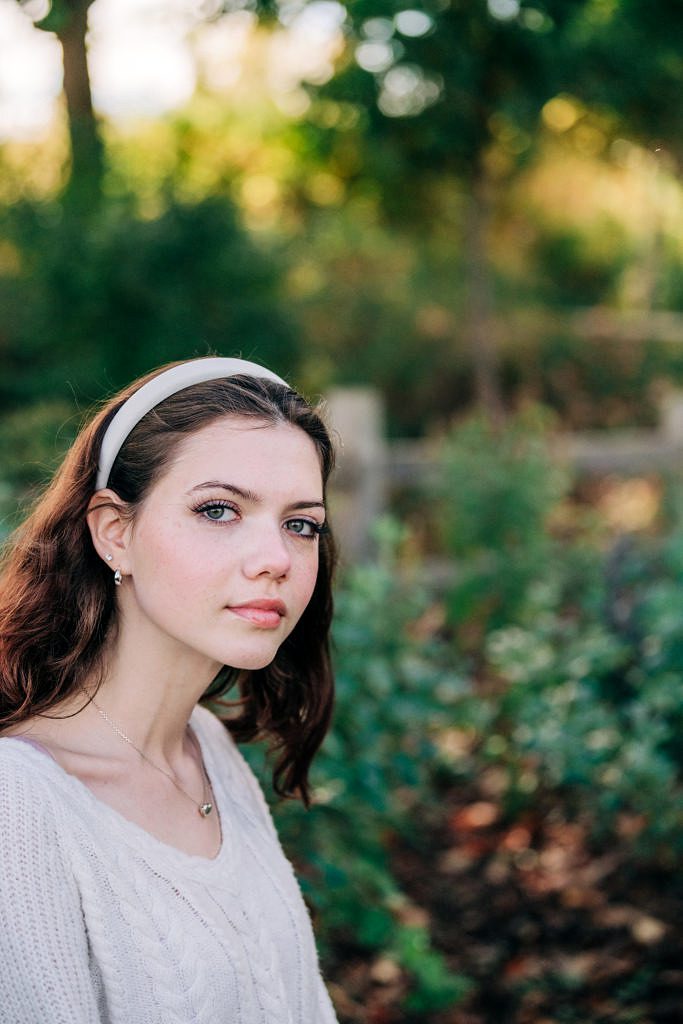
xmin=0 ymin=362 xmax=336 ymax=805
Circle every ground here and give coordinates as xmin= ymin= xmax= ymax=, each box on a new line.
xmin=328 ymin=782 xmax=683 ymax=1024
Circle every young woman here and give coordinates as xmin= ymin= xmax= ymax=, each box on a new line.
xmin=0 ymin=356 xmax=339 ymax=1024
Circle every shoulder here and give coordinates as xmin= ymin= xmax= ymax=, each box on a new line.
xmin=0 ymin=735 xmax=50 ymax=785
xmin=0 ymin=739 xmax=72 ymax=873
xmin=0 ymin=738 xmax=61 ymax=819
xmin=0 ymin=737 xmax=96 ymax=852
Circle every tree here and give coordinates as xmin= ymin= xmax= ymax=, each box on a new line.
xmin=552 ymin=0 xmax=683 ymax=313
xmin=249 ymin=0 xmax=663 ymax=419
xmin=259 ymin=0 xmax=599 ymax=419
xmin=565 ymin=0 xmax=683 ymax=160
xmin=17 ymin=0 xmax=103 ymax=210
xmin=0 ymin=194 xmax=298 ymax=410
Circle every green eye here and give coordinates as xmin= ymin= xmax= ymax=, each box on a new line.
xmin=286 ymin=518 xmax=324 ymax=538
xmin=193 ymin=501 xmax=238 ymax=523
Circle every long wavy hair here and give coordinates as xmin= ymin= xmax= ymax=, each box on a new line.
xmin=0 ymin=362 xmax=336 ymax=805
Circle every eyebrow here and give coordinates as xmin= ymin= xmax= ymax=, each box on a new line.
xmin=188 ymin=481 xmax=326 ymax=512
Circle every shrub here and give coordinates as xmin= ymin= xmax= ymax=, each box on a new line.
xmin=438 ymin=408 xmax=572 ymax=639
xmin=245 ymin=422 xmax=683 ymax=1018
xmin=244 ymin=520 xmax=472 ymax=1013
xmin=0 ymin=196 xmax=297 ymax=411
xmin=436 ymin=411 xmax=683 ymax=859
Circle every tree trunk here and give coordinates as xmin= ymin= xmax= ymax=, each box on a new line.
xmin=37 ymin=0 xmax=103 ymax=212
xmin=462 ymin=170 xmax=505 ymax=426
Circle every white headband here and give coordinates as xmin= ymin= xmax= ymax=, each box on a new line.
xmin=96 ymin=357 xmax=289 ymax=491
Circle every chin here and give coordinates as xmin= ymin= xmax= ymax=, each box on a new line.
xmin=224 ymin=647 xmax=281 ymax=672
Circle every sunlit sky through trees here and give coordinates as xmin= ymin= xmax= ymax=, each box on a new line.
xmin=0 ymin=0 xmax=346 ymax=139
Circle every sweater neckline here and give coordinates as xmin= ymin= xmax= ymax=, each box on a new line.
xmin=4 ymin=706 xmax=231 ymax=872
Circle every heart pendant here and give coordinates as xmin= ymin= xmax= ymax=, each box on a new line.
xmin=199 ymin=802 xmax=213 ymax=817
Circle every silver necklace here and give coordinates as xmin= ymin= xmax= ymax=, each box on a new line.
xmin=91 ymin=698 xmax=214 ymax=818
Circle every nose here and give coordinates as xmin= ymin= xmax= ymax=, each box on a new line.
xmin=241 ymin=521 xmax=291 ymax=580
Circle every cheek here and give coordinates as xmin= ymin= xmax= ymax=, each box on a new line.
xmin=129 ymin=541 xmax=221 ymax=644
xmin=291 ymin=549 xmax=320 ymax=610
xmin=133 ymin=521 xmax=211 ymax=598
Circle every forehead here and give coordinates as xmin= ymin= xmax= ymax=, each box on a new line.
xmin=160 ymin=415 xmax=323 ymax=493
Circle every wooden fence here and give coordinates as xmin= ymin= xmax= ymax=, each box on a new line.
xmin=325 ymin=388 xmax=683 ymax=561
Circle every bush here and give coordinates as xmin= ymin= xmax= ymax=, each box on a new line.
xmin=472 ymin=527 xmax=683 ymax=860
xmin=0 ymin=196 xmax=297 ymax=411
xmin=435 ymin=411 xmax=683 ymax=859
xmin=531 ymin=215 xmax=633 ymax=306
xmin=438 ymin=408 xmax=572 ymax=639
xmin=254 ymin=420 xmax=683 ymax=1019
xmin=244 ymin=520 xmax=473 ymax=1014
xmin=0 ymin=401 xmax=78 ymax=535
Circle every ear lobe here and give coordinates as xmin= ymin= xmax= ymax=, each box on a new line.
xmin=87 ymin=489 xmax=131 ymax=569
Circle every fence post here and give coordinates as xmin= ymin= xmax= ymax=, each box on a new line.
xmin=659 ymin=391 xmax=683 ymax=443
xmin=325 ymin=387 xmax=387 ymax=563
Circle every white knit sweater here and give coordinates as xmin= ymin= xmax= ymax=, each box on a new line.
xmin=0 ymin=705 xmax=339 ymax=1024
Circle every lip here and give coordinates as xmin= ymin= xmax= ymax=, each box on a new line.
xmin=227 ymin=598 xmax=287 ymax=629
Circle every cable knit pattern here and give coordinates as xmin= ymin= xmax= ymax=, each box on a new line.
xmin=0 ymin=706 xmax=339 ymax=1024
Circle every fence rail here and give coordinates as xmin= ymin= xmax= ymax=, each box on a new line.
xmin=326 ymin=388 xmax=683 ymax=561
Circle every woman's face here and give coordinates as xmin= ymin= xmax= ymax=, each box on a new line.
xmin=120 ymin=416 xmax=325 ymax=673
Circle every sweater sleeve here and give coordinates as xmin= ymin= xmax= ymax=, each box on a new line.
xmin=0 ymin=752 xmax=103 ymax=1024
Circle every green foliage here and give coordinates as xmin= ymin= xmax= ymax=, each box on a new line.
xmin=31 ymin=0 xmax=83 ymax=36
xmin=438 ymin=409 xmax=572 ymax=634
xmin=313 ymin=0 xmax=594 ymax=193
xmin=0 ymin=196 xmax=296 ymax=411
xmin=479 ymin=527 xmax=683 ymax=856
xmin=245 ymin=519 xmax=472 ymax=1012
xmin=529 ymin=332 xmax=671 ymax=431
xmin=246 ymin=418 xmax=683 ymax=1018
xmin=565 ymin=0 xmax=683 ymax=159
xmin=285 ymin=205 xmax=474 ymax=436
xmin=395 ymin=925 xmax=472 ymax=1013
xmin=532 ymin=215 xmax=633 ymax=305
xmin=433 ymin=411 xmax=683 ymax=858
xmin=0 ymin=400 xmax=78 ymax=533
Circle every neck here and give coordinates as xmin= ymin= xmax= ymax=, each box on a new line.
xmin=83 ymin=614 xmax=223 ymax=763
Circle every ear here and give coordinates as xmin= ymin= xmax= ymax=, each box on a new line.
xmin=87 ymin=490 xmax=132 ymax=572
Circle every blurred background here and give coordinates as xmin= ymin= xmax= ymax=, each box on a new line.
xmin=2 ymin=0 xmax=683 ymax=1020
